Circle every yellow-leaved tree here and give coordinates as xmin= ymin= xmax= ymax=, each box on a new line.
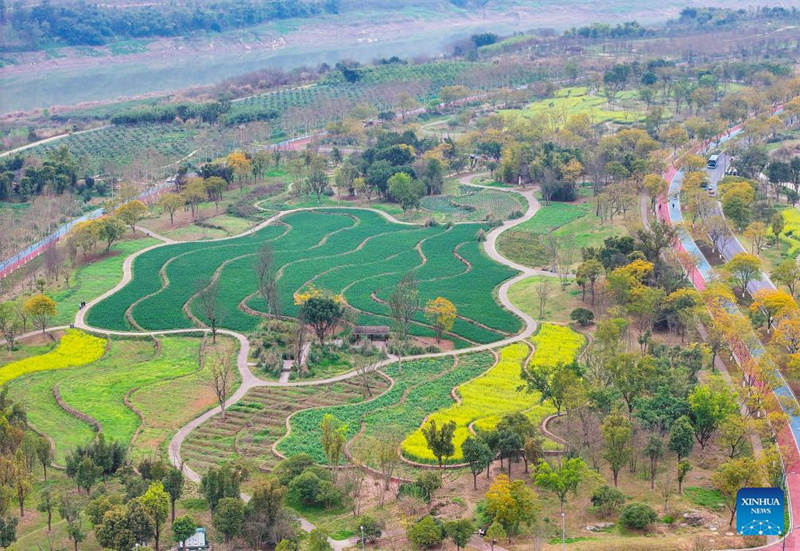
xmin=115 ymin=200 xmax=148 ymax=234
xmin=424 ymin=297 xmax=456 ymax=343
xmin=24 ymin=294 xmax=56 ymax=334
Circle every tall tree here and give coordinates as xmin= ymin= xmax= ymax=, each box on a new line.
xmin=421 ymin=419 xmax=457 ymax=471
xmin=388 ymin=271 xmax=419 ymax=348
xmin=254 ymin=243 xmax=280 ymax=322
xmin=533 ymin=457 xmax=596 ymax=542
xmin=462 ymin=436 xmax=493 ymax=489
xmin=712 ymin=457 xmax=763 ymax=526
xmin=388 ymin=173 xmax=423 ymax=212
xmin=601 ymin=410 xmax=632 ymax=487
xmin=59 ymin=494 xmax=85 ymax=551
xmin=162 ymin=466 xmax=184 ymax=522
xmin=115 ymin=200 xmax=148 ymax=234
xmin=37 ymin=484 xmax=55 ymax=531
xmin=320 ymin=414 xmax=347 ymax=479
xmin=643 ymin=435 xmax=664 ymax=490
xmin=96 ymin=216 xmax=127 ymax=254
xmin=299 ymin=295 xmax=343 ymax=346
xmin=724 ymin=253 xmax=762 ymax=293
xmin=196 ymin=278 xmax=224 ymax=342
xmin=424 ymin=297 xmax=456 ymax=343
xmin=208 ymin=341 xmax=235 ymax=422
xmin=213 ymin=497 xmax=246 ymax=543
xmin=444 ymin=519 xmax=474 ymax=551
xmin=688 ymin=382 xmax=737 ymax=449
xmin=668 ymin=415 xmax=695 ymax=463
xmin=23 ymin=294 xmax=56 ymax=334
xmin=158 ymin=192 xmax=185 ymax=225
xmin=304 ymin=158 xmax=329 ymax=203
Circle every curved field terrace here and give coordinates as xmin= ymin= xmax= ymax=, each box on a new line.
xmin=86 ymin=209 xmax=522 ymax=345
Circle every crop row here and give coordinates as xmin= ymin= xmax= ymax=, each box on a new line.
xmin=354 ymin=352 xmax=495 ymax=471
xmin=450 ymin=191 xmax=524 ymax=221
xmin=182 ymin=375 xmax=388 ymax=475
xmin=275 ymin=356 xmax=457 ymax=463
xmin=320 ymin=61 xmax=482 ymax=87
xmin=0 ymin=330 xmax=106 ymax=385
xmin=401 ymin=324 xmax=585 ymax=464
xmin=28 ymin=124 xmax=197 ymax=173
xmin=6 ymin=336 xmax=204 ymax=462
xmin=88 ymin=210 xmax=520 ymax=344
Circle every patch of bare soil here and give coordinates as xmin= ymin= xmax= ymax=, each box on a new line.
xmin=412 ymin=336 xmax=454 ymax=352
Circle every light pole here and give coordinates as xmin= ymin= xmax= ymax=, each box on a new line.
xmin=360 ymin=525 xmax=365 ymax=551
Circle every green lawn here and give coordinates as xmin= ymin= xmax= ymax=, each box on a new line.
xmin=508 ymin=276 xmax=585 ymax=324
xmin=48 ymin=237 xmax=157 ymax=326
xmin=498 ymin=199 xmax=625 ymax=270
xmin=502 ymin=86 xmax=648 ymax=125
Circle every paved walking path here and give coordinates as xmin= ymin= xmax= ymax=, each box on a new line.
xmin=32 ymin=172 xmax=542 ymax=549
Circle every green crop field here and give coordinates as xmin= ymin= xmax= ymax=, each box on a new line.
xmin=48 ymin=237 xmax=157 ymax=326
xmin=498 ymin=199 xmax=625 ymax=270
xmin=6 ymin=336 xmax=213 ymax=463
xmin=276 ymin=352 xmax=493 ymax=464
xmin=181 ymin=374 xmax=390 ymax=476
xmin=86 ymin=209 xmax=522 ymax=345
xmin=419 ymin=187 xmax=524 ymax=222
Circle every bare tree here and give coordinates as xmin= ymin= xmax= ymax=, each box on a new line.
xmin=292 ymin=319 xmax=309 ymax=375
xmin=704 ymin=216 xmax=733 ymax=254
xmin=254 ymin=244 xmax=281 ymax=323
xmin=388 ymin=271 xmax=419 ymax=349
xmin=345 ymin=445 xmax=372 ymax=517
xmin=196 ymin=278 xmax=224 ymax=343
xmin=42 ymin=246 xmax=64 ymax=284
xmin=541 ymin=234 xmax=560 ymax=273
xmin=208 ymin=340 xmax=234 ymax=421
xmin=354 ymin=356 xmax=380 ymax=398
xmin=535 ymin=279 xmax=552 ymax=319
xmin=555 ymin=236 xmax=575 ymax=290
xmin=374 ymin=432 xmax=402 ymax=496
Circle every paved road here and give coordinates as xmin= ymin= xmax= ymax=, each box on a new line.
xmin=661 ymin=117 xmax=800 ymax=550
xmin=705 ymin=151 xmax=775 ymax=293
xmin=59 ymin=173 xmax=544 ymax=549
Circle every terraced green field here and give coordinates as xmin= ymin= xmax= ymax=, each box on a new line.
xmin=276 ymin=353 xmax=493 ymax=464
xmin=7 ymin=336 xmax=212 ymax=463
xmin=86 ymin=209 xmax=522 ymax=345
xmin=181 ymin=373 xmax=390 ymax=476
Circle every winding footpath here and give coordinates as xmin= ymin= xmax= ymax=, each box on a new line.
xmin=54 ymin=172 xmax=542 ymax=550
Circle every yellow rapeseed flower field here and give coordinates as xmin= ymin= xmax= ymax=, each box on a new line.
xmin=401 ymin=324 xmax=584 ymax=464
xmin=0 ymin=330 xmax=106 ymax=385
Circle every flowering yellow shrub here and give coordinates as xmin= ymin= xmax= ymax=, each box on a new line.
xmin=0 ymin=330 xmax=106 ymax=385
xmin=293 ymin=284 xmax=344 ymax=306
xmin=401 ymin=323 xmax=584 ymax=464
